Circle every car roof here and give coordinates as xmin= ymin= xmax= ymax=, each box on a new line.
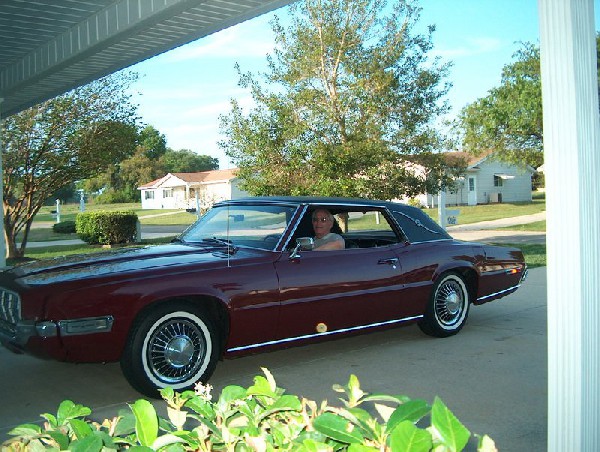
xmin=216 ymin=196 xmax=408 ymax=211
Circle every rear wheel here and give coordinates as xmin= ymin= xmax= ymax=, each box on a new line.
xmin=121 ymin=302 xmax=219 ymax=398
xmin=419 ymin=273 xmax=470 ymax=337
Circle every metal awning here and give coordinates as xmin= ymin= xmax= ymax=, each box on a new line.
xmin=0 ymin=0 xmax=292 ymax=117
xmin=494 ymin=173 xmax=516 ymax=180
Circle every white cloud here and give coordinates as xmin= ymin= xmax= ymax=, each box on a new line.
xmin=163 ymin=17 xmax=277 ymax=62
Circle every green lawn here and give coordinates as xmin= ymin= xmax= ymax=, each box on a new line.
xmin=35 ymin=203 xmax=192 ymax=224
xmin=423 ymin=198 xmax=546 ymax=225
xmin=495 ymin=243 xmax=546 ymax=269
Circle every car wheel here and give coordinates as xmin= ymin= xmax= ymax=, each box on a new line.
xmin=418 ymin=272 xmax=470 ymax=338
xmin=121 ymin=303 xmax=219 ymax=398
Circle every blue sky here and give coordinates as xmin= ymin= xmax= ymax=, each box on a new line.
xmin=129 ymin=0 xmax=595 ymax=169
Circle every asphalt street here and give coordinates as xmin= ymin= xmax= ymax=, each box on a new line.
xmin=0 ymin=267 xmax=547 ymax=451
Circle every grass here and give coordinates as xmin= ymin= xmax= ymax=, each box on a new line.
xmin=496 ymin=243 xmax=546 ymax=269
xmin=501 ymin=220 xmax=546 ymax=232
xmin=35 ymin=203 xmax=197 ymax=226
xmin=422 ymin=198 xmax=546 ymax=225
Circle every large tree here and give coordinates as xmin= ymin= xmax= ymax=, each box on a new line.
xmin=86 ymin=127 xmax=220 ymax=203
xmin=2 ymin=73 xmax=139 ymax=258
xmin=458 ymin=34 xmax=600 ymax=170
xmin=456 ymin=43 xmax=542 ymax=168
xmin=219 ymin=0 xmax=455 ymax=199
xmin=159 ymin=149 xmax=219 ymax=173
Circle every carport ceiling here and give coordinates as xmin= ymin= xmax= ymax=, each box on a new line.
xmin=0 ymin=0 xmax=292 ymax=117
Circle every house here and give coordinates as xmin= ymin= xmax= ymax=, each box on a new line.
xmin=419 ymin=152 xmax=535 ymax=207
xmin=138 ymin=169 xmax=249 ymax=210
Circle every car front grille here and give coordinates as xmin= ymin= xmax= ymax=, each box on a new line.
xmin=0 ymin=288 xmax=20 ymax=337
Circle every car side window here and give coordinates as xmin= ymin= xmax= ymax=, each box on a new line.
xmin=339 ymin=210 xmax=400 ymax=249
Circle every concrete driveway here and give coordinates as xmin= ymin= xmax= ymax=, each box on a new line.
xmin=0 ymin=267 xmax=547 ymax=451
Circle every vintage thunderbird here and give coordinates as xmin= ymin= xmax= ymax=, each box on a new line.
xmin=0 ymin=197 xmax=527 ymax=397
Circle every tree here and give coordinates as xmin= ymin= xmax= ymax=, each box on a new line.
xmin=138 ymin=125 xmax=167 ymax=160
xmin=458 ymin=35 xmax=600 ymax=170
xmin=159 ymin=149 xmax=219 ymax=173
xmin=2 ymin=72 xmax=138 ymax=258
xmin=456 ymin=43 xmax=542 ymax=168
xmin=219 ymin=0 xmax=454 ymax=199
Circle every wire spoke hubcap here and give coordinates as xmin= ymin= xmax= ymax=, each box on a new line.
xmin=435 ymin=279 xmax=465 ymax=326
xmin=148 ymin=319 xmax=206 ymax=384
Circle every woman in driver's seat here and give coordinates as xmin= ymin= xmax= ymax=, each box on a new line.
xmin=311 ymin=209 xmax=345 ymax=250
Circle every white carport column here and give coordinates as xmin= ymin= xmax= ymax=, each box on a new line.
xmin=539 ymin=0 xmax=600 ymax=450
xmin=0 ymin=98 xmax=5 ymax=267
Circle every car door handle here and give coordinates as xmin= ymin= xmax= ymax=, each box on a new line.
xmin=378 ymin=258 xmax=399 ymax=269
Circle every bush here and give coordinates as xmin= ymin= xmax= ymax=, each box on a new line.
xmin=52 ymin=220 xmax=76 ymax=234
xmin=95 ymin=189 xmax=137 ymax=204
xmin=76 ymin=211 xmax=138 ymax=245
xmin=2 ymin=370 xmax=496 ymax=451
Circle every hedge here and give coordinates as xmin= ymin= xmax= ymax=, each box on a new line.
xmin=75 ymin=210 xmax=138 ymax=245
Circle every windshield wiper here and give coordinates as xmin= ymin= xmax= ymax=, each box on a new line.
xmin=200 ymin=237 xmax=238 ymax=254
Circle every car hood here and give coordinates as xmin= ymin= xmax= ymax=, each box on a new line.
xmin=5 ymin=243 xmax=251 ymax=286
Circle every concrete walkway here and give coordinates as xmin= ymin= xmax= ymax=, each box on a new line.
xmin=447 ymin=211 xmax=546 ymax=244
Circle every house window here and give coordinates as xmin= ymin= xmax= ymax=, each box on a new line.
xmin=163 ymin=189 xmax=173 ymax=198
xmin=468 ymin=178 xmax=475 ymax=191
xmin=144 ymin=191 xmax=155 ymax=200
xmin=494 ymin=175 xmax=503 ymax=187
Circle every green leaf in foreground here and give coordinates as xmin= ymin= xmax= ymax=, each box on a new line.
xmin=313 ymin=412 xmax=364 ymax=445
xmin=388 ymin=420 xmax=432 ymax=452
xmin=430 ymin=397 xmax=470 ymax=451
xmin=130 ymin=399 xmax=158 ymax=447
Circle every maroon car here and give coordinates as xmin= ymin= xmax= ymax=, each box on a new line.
xmin=0 ymin=197 xmax=527 ymax=397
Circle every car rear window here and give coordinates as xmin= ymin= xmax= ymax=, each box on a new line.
xmin=391 ymin=207 xmax=451 ymax=243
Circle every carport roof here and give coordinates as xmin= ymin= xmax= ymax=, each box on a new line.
xmin=0 ymin=0 xmax=291 ymax=117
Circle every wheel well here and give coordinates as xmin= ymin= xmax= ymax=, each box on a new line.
xmin=134 ymin=296 xmax=230 ymax=356
xmin=454 ymin=267 xmax=478 ymax=302
xmin=436 ymin=267 xmax=478 ymax=302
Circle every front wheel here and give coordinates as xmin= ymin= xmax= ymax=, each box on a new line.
xmin=121 ymin=303 xmax=219 ymax=398
xmin=419 ymin=273 xmax=470 ymax=338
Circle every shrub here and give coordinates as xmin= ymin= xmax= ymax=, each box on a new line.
xmin=95 ymin=189 xmax=136 ymax=204
xmin=2 ymin=369 xmax=496 ymax=451
xmin=52 ymin=220 xmax=76 ymax=234
xmin=75 ymin=211 xmax=138 ymax=245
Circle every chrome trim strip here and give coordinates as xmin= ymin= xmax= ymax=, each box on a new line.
xmin=226 ymin=314 xmax=423 ymax=353
xmin=279 ymin=205 xmax=308 ymax=251
xmin=477 ymin=283 xmax=522 ymax=302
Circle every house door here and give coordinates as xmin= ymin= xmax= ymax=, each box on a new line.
xmin=467 ymin=177 xmax=477 ymax=205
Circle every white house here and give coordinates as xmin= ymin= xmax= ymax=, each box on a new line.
xmin=138 ymin=169 xmax=249 ymax=210
xmin=419 ymin=152 xmax=535 ymax=207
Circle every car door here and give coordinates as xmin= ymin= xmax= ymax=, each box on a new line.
xmin=274 ymin=244 xmax=407 ymax=340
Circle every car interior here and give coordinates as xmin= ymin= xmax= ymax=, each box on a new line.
xmin=288 ymin=207 xmax=403 ymax=250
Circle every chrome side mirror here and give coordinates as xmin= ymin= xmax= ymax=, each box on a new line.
xmin=290 ymin=237 xmax=314 ymax=259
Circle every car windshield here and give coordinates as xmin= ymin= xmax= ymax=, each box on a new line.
xmin=180 ymin=204 xmax=296 ymax=250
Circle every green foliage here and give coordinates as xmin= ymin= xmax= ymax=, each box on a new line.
xmin=2 ymin=71 xmax=139 ymax=258
xmin=52 ymin=220 xmax=76 ymax=234
xmin=458 ymin=34 xmax=600 ymax=169
xmin=160 ymin=149 xmax=219 ymax=173
xmin=76 ymin=211 xmax=138 ymax=245
xmin=2 ymin=370 xmax=495 ymax=451
xmin=457 ymin=42 xmax=543 ymax=168
xmin=220 ymin=0 xmax=456 ymax=199
xmin=84 ymin=127 xmax=220 ymax=204
xmin=95 ymin=189 xmax=138 ymax=204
